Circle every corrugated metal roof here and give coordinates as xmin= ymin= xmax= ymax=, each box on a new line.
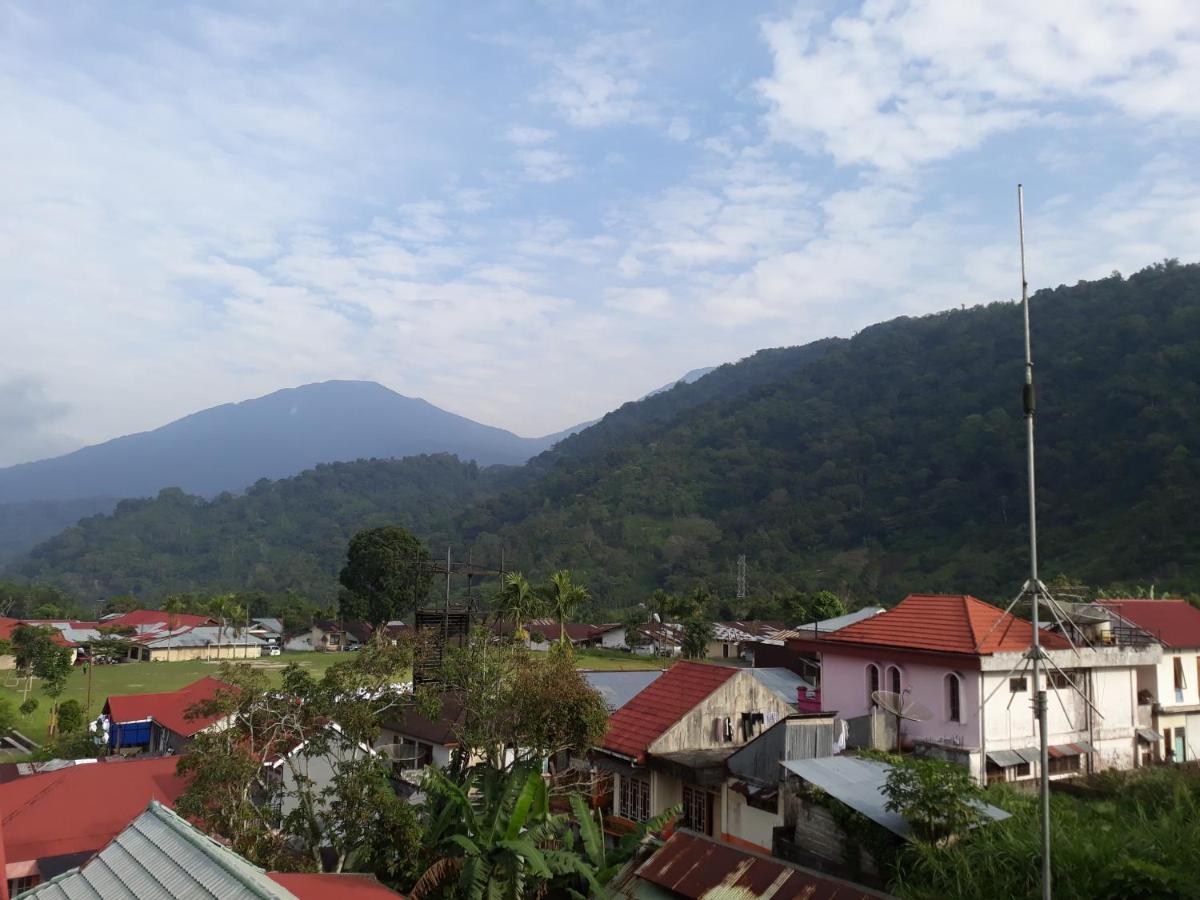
xmin=17 ymin=801 xmax=290 ymax=899
xmin=631 ymin=831 xmax=887 ymax=899
xmin=746 ymin=667 xmax=815 ymax=707
xmin=583 ymin=670 xmax=665 ymax=711
xmin=781 ymin=756 xmax=1011 ymax=838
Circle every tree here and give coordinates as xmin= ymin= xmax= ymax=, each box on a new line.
xmin=177 ymin=640 xmax=424 ymax=877
xmin=539 ymin=570 xmax=589 ymax=644
xmin=561 ymin=793 xmax=679 ymax=897
xmin=90 ymin=631 xmax=130 ymax=664
xmin=339 ymin=526 xmax=434 ymax=625
xmin=100 ymin=594 xmax=140 ymax=616
xmin=681 ymin=617 xmax=714 ymax=659
xmin=441 ymin=635 xmax=609 ymax=771
xmin=11 ymin=625 xmax=73 ymax=732
xmin=495 ymin=572 xmax=538 ymax=641
xmin=162 ymin=595 xmax=188 ymax=662
xmin=56 ymin=698 xmax=85 ymax=733
xmin=882 ymin=756 xmax=987 ymax=844
xmin=206 ymin=593 xmax=239 ymax=659
xmin=411 ymin=763 xmax=589 ymax=900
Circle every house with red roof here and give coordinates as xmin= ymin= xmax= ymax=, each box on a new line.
xmin=1091 ymin=598 xmax=1200 ymax=764
xmin=100 ymin=676 xmax=232 ymax=752
xmin=787 ymin=594 xmax=1161 ymax=785
xmin=594 ymin=660 xmax=796 ymax=841
xmin=0 ymin=756 xmax=188 ymax=895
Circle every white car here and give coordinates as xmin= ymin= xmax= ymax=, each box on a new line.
xmin=264 ymin=646 xmax=282 ymax=657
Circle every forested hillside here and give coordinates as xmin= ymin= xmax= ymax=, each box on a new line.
xmin=14 ymin=455 xmax=508 ymax=600
xmin=10 ymin=262 xmax=1200 ymax=610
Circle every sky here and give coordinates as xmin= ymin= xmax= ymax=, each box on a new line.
xmin=2 ymin=0 xmax=1200 ymax=467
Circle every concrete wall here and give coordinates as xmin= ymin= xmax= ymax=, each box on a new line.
xmin=651 ymin=671 xmax=797 ymax=754
xmin=821 ymin=653 xmax=981 ymax=750
xmin=145 ymin=644 xmax=260 ymax=662
xmin=600 ymin=628 xmax=627 ymax=649
xmin=722 ymin=787 xmax=778 ymax=853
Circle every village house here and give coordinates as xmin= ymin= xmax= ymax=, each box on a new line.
xmin=609 ymin=829 xmax=888 ymax=899
xmin=630 ymin=621 xmax=684 ymax=656
xmin=1090 ymin=599 xmax=1200 ymax=763
xmin=15 ymin=800 xmax=403 ymax=899
xmin=99 ymin=676 xmax=231 ymax=753
xmin=721 ymin=712 xmax=840 ymax=853
xmin=0 ymin=619 xmax=76 ymax=670
xmin=776 ymin=755 xmax=1010 ymax=885
xmin=749 ymin=606 xmax=886 ymax=673
xmin=0 ymin=757 xmax=188 ymax=896
xmin=306 ymin=619 xmax=373 ymax=652
xmin=787 ymin=594 xmax=1161 ymax=785
xmin=492 ymin=618 xmax=624 ymax=650
xmin=377 ymin=692 xmax=466 ymax=777
xmin=709 ymin=621 xmax=787 ymax=659
xmin=581 ymin=669 xmax=664 ymax=712
xmin=593 ymin=661 xmax=796 ymax=841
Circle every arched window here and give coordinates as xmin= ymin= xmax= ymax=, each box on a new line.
xmin=946 ymin=673 xmax=962 ymax=723
xmin=887 ymin=665 xmax=901 ymax=695
xmin=866 ymin=664 xmax=880 ymax=706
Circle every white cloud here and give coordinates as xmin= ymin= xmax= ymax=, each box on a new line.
xmin=758 ymin=0 xmax=1200 ymax=169
xmin=506 ymin=126 xmax=555 ymax=145
xmin=515 ymin=147 xmax=576 ymax=182
xmin=540 ymin=32 xmax=653 ymax=127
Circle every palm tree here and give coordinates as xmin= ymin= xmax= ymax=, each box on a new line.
xmin=540 ymin=570 xmax=589 ymax=647
xmin=161 ymin=596 xmax=187 ymax=663
xmin=497 ymin=572 xmax=537 ymax=643
xmin=206 ymin=594 xmax=237 ymax=660
xmin=561 ymin=794 xmax=679 ymax=898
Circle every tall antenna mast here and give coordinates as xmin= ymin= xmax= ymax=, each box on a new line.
xmin=736 ymin=555 xmax=747 ymax=601
xmin=1018 ymin=184 xmax=1053 ymax=900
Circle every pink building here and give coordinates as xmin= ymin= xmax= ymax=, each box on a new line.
xmin=787 ymin=594 xmax=1160 ymax=784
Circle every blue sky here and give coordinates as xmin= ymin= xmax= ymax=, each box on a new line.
xmin=3 ymin=0 xmax=1199 ymax=465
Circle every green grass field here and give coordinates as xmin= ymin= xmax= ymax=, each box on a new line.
xmin=3 ymin=647 xmax=680 ymax=747
xmin=2 ymin=651 xmax=349 ymax=743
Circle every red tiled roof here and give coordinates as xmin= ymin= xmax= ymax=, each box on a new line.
xmin=103 ymin=609 xmax=216 ymax=629
xmin=0 ymin=757 xmax=188 ymax=864
xmin=602 ymin=661 xmax=738 ymax=763
xmin=1095 ymin=599 xmax=1200 ymax=649
xmin=269 ymin=872 xmax=405 ymax=898
xmin=820 ymin=594 xmax=1070 ymax=656
xmin=635 ymin=831 xmax=882 ymax=899
xmin=103 ymin=676 xmax=231 ymax=737
xmin=492 ymin=619 xmax=613 ymax=642
xmin=0 ymin=618 xmax=73 ymax=648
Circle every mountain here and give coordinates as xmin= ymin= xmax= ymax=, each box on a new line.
xmin=0 ymin=380 xmax=562 ymax=506
xmin=11 ymin=261 xmax=1200 ymax=607
xmin=642 ymin=366 xmax=717 ymax=398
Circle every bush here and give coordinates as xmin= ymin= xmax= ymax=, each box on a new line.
xmin=56 ymin=699 xmax=85 ymax=734
xmin=19 ymin=698 xmax=38 ymax=716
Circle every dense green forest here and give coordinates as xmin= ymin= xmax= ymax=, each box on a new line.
xmin=9 ymin=261 xmax=1200 ymax=613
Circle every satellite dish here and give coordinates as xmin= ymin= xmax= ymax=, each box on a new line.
xmin=872 ymin=690 xmax=933 ymax=722
xmin=871 ymin=690 xmax=932 ymax=755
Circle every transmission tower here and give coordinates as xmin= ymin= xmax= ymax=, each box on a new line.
xmin=736 ymin=554 xmax=747 ymax=601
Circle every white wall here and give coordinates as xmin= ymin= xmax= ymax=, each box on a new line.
xmin=600 ymin=627 xmax=627 ymax=649
xmin=722 ymin=787 xmax=779 ymax=852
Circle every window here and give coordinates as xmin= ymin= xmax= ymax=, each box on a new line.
xmin=946 ymin=673 xmax=962 ymax=723
xmin=1047 ymin=754 xmax=1081 ymax=776
xmin=866 ymin=664 xmax=880 ymax=706
xmin=1049 ymin=670 xmax=1077 ymax=690
xmin=1010 ymin=676 xmax=1028 ymax=693
xmin=682 ymin=784 xmax=713 ymax=835
xmin=888 ymin=665 xmax=901 ymax=695
xmin=397 ymin=739 xmax=433 ymax=771
xmin=619 ymin=775 xmax=651 ymax=822
xmin=1174 ymin=657 xmax=1187 ymax=702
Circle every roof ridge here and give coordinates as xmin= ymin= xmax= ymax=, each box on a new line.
xmin=141 ymin=801 xmax=283 ymax=897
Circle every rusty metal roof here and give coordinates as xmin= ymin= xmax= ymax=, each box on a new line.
xmin=632 ymin=831 xmax=888 ymax=899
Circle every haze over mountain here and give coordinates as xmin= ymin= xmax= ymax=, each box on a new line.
xmin=13 ymin=262 xmax=1199 ymax=607
xmin=0 ymin=380 xmax=576 ymax=508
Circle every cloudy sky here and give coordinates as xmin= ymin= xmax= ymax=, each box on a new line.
xmin=2 ymin=1 xmax=1199 ymax=467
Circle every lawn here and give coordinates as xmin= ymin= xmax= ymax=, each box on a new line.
xmin=567 ymin=648 xmax=677 ymax=670
xmin=2 ymin=651 xmax=350 ymax=744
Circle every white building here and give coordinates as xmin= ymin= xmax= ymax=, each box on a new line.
xmin=788 ymin=594 xmax=1160 ymax=784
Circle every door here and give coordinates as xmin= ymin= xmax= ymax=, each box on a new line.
xmin=1175 ymin=729 xmax=1186 ymax=763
